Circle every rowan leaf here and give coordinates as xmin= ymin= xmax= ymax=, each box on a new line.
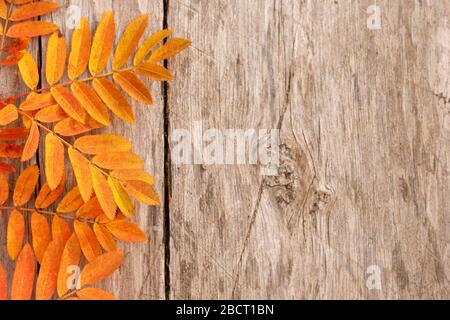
xmin=56 ymin=186 xmax=84 ymax=213
xmin=0 ymin=0 xmax=7 ymax=20
xmin=0 ymin=172 xmax=8 ymax=205
xmin=71 ymin=82 xmax=110 ymax=126
xmin=36 ymin=239 xmax=64 ymax=300
xmin=0 ymin=162 xmax=15 ymax=174
xmin=90 ymin=165 xmax=116 ymax=220
xmin=52 ymin=216 xmax=71 ymax=243
xmin=0 ymin=262 xmax=6 ymax=300
xmin=50 ymin=86 xmax=87 ymax=123
xmin=2 ymin=37 xmax=29 ymax=54
xmin=7 ymin=209 xmax=24 ymax=260
xmin=76 ymin=288 xmax=116 ymax=300
xmin=57 ymin=233 xmax=81 ymax=297
xmin=10 ymin=1 xmax=60 ymax=21
xmin=68 ymin=147 xmax=92 ymax=202
xmin=110 ymin=169 xmax=155 ymax=185
xmin=107 ymin=176 xmax=134 ymax=217
xmin=122 ymin=180 xmax=160 ymax=206
xmin=74 ymin=134 xmax=131 ymax=155
xmin=35 ymin=178 xmax=64 ymax=209
xmin=134 ymin=29 xmax=173 ymax=66
xmin=0 ymin=51 xmax=24 ymax=66
xmin=46 ymin=32 xmax=67 ymax=85
xmin=31 ymin=212 xmax=51 ymax=263
xmin=92 ymin=152 xmax=144 ymax=170
xmin=149 ymin=38 xmax=191 ymax=62
xmin=112 ymin=14 xmax=148 ymax=70
xmin=6 ymin=21 xmax=58 ymax=38
xmin=7 ymin=0 xmax=34 ymax=4
xmin=11 ymin=243 xmax=35 ymax=300
xmin=45 ymin=132 xmax=64 ymax=190
xmin=94 ymin=223 xmax=116 ymax=252
xmin=54 ymin=116 xmax=102 ymax=137
xmin=21 ymin=121 xmax=39 ymax=161
xmin=89 ymin=11 xmax=115 ymax=75
xmin=0 ymin=142 xmax=22 ymax=158
xmin=135 ymin=61 xmax=173 ymax=81
xmin=68 ymin=17 xmax=91 ymax=80
xmin=74 ymin=221 xmax=102 ymax=262
xmin=80 ymin=250 xmax=124 ymax=287
xmin=18 ymin=51 xmax=39 ymax=89
xmin=76 ymin=196 xmax=104 ymax=219
xmin=35 ymin=104 xmax=67 ymax=123
xmin=106 ymin=220 xmax=147 ymax=243
xmin=113 ymin=71 xmax=153 ymax=104
xmin=20 ymin=92 xmax=56 ymax=111
xmin=0 ymin=128 xmax=29 ymax=141
xmin=0 ymin=104 xmax=18 ymax=125
xmin=93 ymin=78 xmax=135 ymax=123
xmin=13 ymin=164 xmax=39 ymax=206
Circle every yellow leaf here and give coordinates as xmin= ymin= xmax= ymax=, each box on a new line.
xmin=6 ymin=21 xmax=58 ymax=38
xmin=89 ymin=11 xmax=115 ymax=75
xmin=134 ymin=29 xmax=172 ymax=66
xmin=106 ymin=220 xmax=147 ymax=243
xmin=107 ymin=176 xmax=134 ymax=217
xmin=68 ymin=147 xmax=92 ymax=202
xmin=71 ymin=82 xmax=110 ymax=126
xmin=90 ymin=165 xmax=117 ymax=220
xmin=92 ymin=78 xmax=135 ymax=123
xmin=122 ymin=180 xmax=160 ymax=206
xmin=10 ymin=1 xmax=60 ymax=21
xmin=45 ymin=133 xmax=64 ymax=190
xmin=74 ymin=221 xmax=102 ymax=262
xmin=135 ymin=61 xmax=173 ymax=81
xmin=0 ymin=0 xmax=7 ymax=20
xmin=68 ymin=17 xmax=91 ymax=80
xmin=35 ymin=239 xmax=64 ymax=300
xmin=7 ymin=209 xmax=24 ymax=260
xmin=57 ymin=186 xmax=84 ymax=213
xmin=113 ymin=71 xmax=153 ymax=104
xmin=0 ymin=104 xmax=18 ymax=125
xmin=50 ymin=85 xmax=87 ymax=123
xmin=93 ymin=223 xmax=116 ymax=252
xmin=11 ymin=243 xmax=35 ymax=300
xmin=149 ymin=38 xmax=191 ymax=62
xmin=13 ymin=164 xmax=39 ymax=206
xmin=31 ymin=212 xmax=51 ymax=263
xmin=21 ymin=121 xmax=39 ymax=161
xmin=46 ymin=32 xmax=67 ymax=85
xmin=57 ymin=233 xmax=81 ymax=297
xmin=80 ymin=250 xmax=124 ymax=287
xmin=92 ymin=151 xmax=144 ymax=170
xmin=110 ymin=169 xmax=155 ymax=185
xmin=112 ymin=14 xmax=148 ymax=70
xmin=74 ymin=134 xmax=131 ymax=155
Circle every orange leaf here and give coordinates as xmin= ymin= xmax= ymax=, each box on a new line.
xmin=149 ymin=38 xmax=191 ymax=62
xmin=0 ymin=104 xmax=18 ymax=125
xmin=0 ymin=173 xmax=8 ymax=205
xmin=90 ymin=165 xmax=117 ymax=220
xmin=7 ymin=0 xmax=33 ymax=4
xmin=71 ymin=82 xmax=110 ymax=126
xmin=45 ymin=133 xmax=64 ymax=190
xmin=74 ymin=134 xmax=131 ymax=155
xmin=56 ymin=186 xmax=84 ymax=213
xmin=0 ymin=142 xmax=22 ymax=158
xmin=11 ymin=243 xmax=35 ymax=300
xmin=50 ymin=86 xmax=87 ymax=123
xmin=135 ymin=61 xmax=173 ymax=81
xmin=0 ymin=262 xmax=6 ymax=300
xmin=68 ymin=147 xmax=92 ymax=202
xmin=35 ymin=104 xmax=67 ymax=123
xmin=112 ymin=14 xmax=148 ymax=70
xmin=74 ymin=221 xmax=102 ymax=262
xmin=80 ymin=250 xmax=124 ymax=287
xmin=31 ymin=212 xmax=51 ymax=263
xmin=52 ymin=216 xmax=71 ymax=243
xmin=110 ymin=169 xmax=155 ymax=185
xmin=46 ymin=32 xmax=67 ymax=85
xmin=0 ymin=162 xmax=15 ymax=174
xmin=122 ymin=180 xmax=160 ymax=206
xmin=21 ymin=121 xmax=39 ymax=161
xmin=0 ymin=51 xmax=24 ymax=66
xmin=89 ymin=11 xmax=115 ymax=75
xmin=0 ymin=127 xmax=29 ymax=141
xmin=57 ymin=233 xmax=81 ymax=297
xmin=54 ymin=116 xmax=102 ymax=137
xmin=107 ymin=177 xmax=134 ymax=217
xmin=35 ymin=178 xmax=64 ymax=209
xmin=2 ymin=37 xmax=29 ymax=54
xmin=134 ymin=29 xmax=173 ymax=66
xmin=113 ymin=71 xmax=153 ymax=104
xmin=0 ymin=0 xmax=7 ymax=20
xmin=13 ymin=164 xmax=39 ymax=206
xmin=92 ymin=152 xmax=144 ymax=170
xmin=106 ymin=220 xmax=147 ymax=243
xmin=68 ymin=17 xmax=91 ymax=80
xmin=18 ymin=51 xmax=39 ymax=89
xmin=76 ymin=196 xmax=104 ymax=219
xmin=76 ymin=288 xmax=116 ymax=300
xmin=93 ymin=78 xmax=135 ymax=123
xmin=20 ymin=92 xmax=56 ymax=111
xmin=36 ymin=239 xmax=64 ymax=300
xmin=6 ymin=21 xmax=58 ymax=38
xmin=7 ymin=209 xmax=24 ymax=260
xmin=94 ymin=223 xmax=116 ymax=252
xmin=10 ymin=1 xmax=60 ymax=21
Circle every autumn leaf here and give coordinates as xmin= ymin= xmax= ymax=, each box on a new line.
xmin=13 ymin=164 xmax=39 ymax=206
xmin=45 ymin=133 xmax=65 ymax=190
xmin=0 ymin=142 xmax=22 ymax=158
xmin=11 ymin=243 xmax=35 ymax=300
xmin=76 ymin=288 xmax=116 ymax=300
xmin=149 ymin=38 xmax=191 ymax=62
xmin=90 ymin=165 xmax=117 ymax=220
xmin=0 ymin=173 xmax=8 ymax=205
xmin=113 ymin=71 xmax=153 ymax=104
xmin=50 ymin=86 xmax=87 ymax=123
xmin=20 ymin=92 xmax=56 ymax=111
xmin=89 ymin=11 xmax=115 ymax=75
xmin=107 ymin=176 xmax=134 ymax=217
xmin=136 ymin=61 xmax=174 ymax=81
xmin=31 ymin=211 xmax=51 ymax=263
xmin=7 ymin=21 xmax=58 ymax=38
xmin=7 ymin=209 xmax=24 ymax=260
xmin=36 ymin=239 xmax=64 ymax=300
xmin=0 ymin=104 xmax=18 ymax=125
xmin=134 ymin=29 xmax=173 ymax=66
xmin=80 ymin=250 xmax=124 ymax=287
xmin=10 ymin=1 xmax=60 ymax=21
xmin=110 ymin=169 xmax=155 ymax=185
xmin=54 ymin=116 xmax=102 ymax=137
xmin=68 ymin=147 xmax=92 ymax=202
xmin=122 ymin=180 xmax=160 ymax=206
xmin=94 ymin=223 xmax=117 ymax=252
xmin=52 ymin=216 xmax=71 ymax=243
xmin=18 ymin=51 xmax=39 ymax=89
xmin=35 ymin=178 xmax=64 ymax=209
xmin=76 ymin=196 xmax=104 ymax=219
xmin=106 ymin=220 xmax=147 ymax=243
xmin=0 ymin=262 xmax=6 ymax=300
xmin=35 ymin=104 xmax=68 ymax=123
xmin=74 ymin=221 xmax=102 ymax=262
xmin=21 ymin=121 xmax=39 ymax=161
xmin=92 ymin=151 xmax=144 ymax=170
xmin=74 ymin=134 xmax=131 ymax=155
xmin=57 ymin=233 xmax=81 ymax=297
xmin=46 ymin=32 xmax=67 ymax=85
xmin=68 ymin=17 xmax=91 ymax=80
xmin=56 ymin=186 xmax=84 ymax=213
xmin=71 ymin=82 xmax=110 ymax=126
xmin=0 ymin=127 xmax=29 ymax=141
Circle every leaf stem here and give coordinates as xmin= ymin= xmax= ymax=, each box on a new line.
xmin=0 ymin=205 xmax=88 ymax=222
xmin=0 ymin=3 xmax=14 ymax=52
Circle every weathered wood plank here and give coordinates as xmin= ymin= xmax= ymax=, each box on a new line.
xmin=168 ymin=0 xmax=450 ymax=299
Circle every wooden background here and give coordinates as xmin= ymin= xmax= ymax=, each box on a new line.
xmin=1 ymin=0 xmax=450 ymax=300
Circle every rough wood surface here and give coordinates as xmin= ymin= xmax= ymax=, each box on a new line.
xmin=1 ymin=0 xmax=450 ymax=300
